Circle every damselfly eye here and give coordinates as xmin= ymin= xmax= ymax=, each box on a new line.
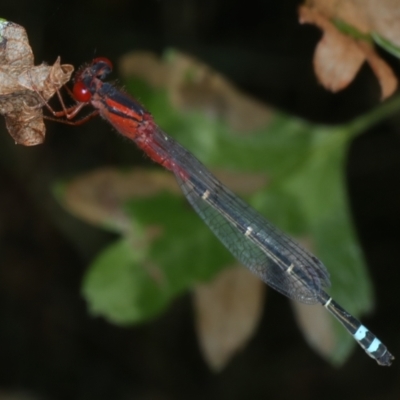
xmin=73 ymin=81 xmax=92 ymax=102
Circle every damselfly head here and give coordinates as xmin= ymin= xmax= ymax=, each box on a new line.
xmin=91 ymin=57 xmax=113 ymax=79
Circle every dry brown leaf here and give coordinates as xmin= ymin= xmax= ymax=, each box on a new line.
xmin=289 ymin=237 xmax=337 ymax=360
xmin=299 ymin=2 xmax=398 ymax=99
xmin=291 ymin=301 xmax=336 ymax=360
xmin=305 ymin=0 xmax=400 ymax=45
xmin=194 ymin=267 xmax=265 ymax=371
xmin=61 ymin=167 xmax=267 ymax=233
xmin=357 ymin=40 xmax=398 ymax=99
xmin=0 ymin=20 xmax=74 ymax=145
xmin=61 ymin=168 xmax=179 ymax=233
xmin=299 ymin=7 xmax=365 ymax=93
xmin=119 ymin=51 xmax=273 ymax=132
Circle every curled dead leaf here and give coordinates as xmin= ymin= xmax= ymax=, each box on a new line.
xmin=0 ymin=90 xmax=45 ymax=146
xmin=0 ymin=20 xmax=74 ymax=145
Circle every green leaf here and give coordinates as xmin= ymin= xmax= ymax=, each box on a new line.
xmin=82 ymin=191 xmax=233 ymax=324
xmin=83 ymin=238 xmax=170 ymax=324
xmin=125 ymin=192 xmax=234 ymax=285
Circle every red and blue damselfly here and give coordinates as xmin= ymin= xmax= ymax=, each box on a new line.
xmin=46 ymin=57 xmax=394 ymax=366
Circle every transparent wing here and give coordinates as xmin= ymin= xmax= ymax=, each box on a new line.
xmin=148 ymin=127 xmax=330 ymax=304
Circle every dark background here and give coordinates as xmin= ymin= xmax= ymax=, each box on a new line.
xmin=0 ymin=0 xmax=400 ymax=399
